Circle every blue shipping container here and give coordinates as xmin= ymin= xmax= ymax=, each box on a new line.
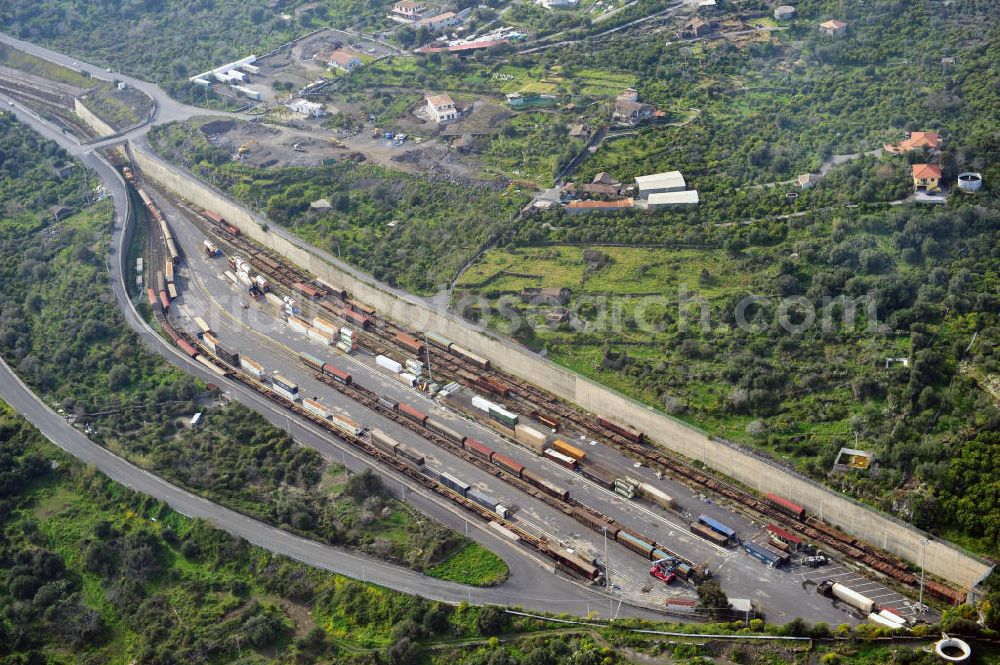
xmin=467 ymin=488 xmax=498 ymax=511
xmin=439 ymin=472 xmax=470 ymax=496
xmin=698 ymin=514 xmax=736 ymax=539
xmin=744 ymin=541 xmax=784 ymax=567
xmin=617 ymin=530 xmax=655 ymax=557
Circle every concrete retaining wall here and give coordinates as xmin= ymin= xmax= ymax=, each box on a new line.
xmin=129 ymin=139 xmax=993 ymax=590
xmin=73 ymin=97 xmax=116 ymax=137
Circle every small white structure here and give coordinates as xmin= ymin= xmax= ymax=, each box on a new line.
xmin=957 ymin=172 xmax=982 ymax=193
xmin=635 ymin=171 xmax=686 ymax=197
xmin=774 ymin=5 xmax=796 ymax=20
xmin=538 ymin=0 xmax=579 ymax=8
xmin=214 ymin=70 xmax=246 ymax=84
xmin=418 ymin=11 xmax=461 ymax=31
xmin=819 ymin=19 xmax=847 ymax=36
xmin=426 ymin=93 xmax=457 ymax=123
xmin=322 ymin=50 xmax=362 ymax=72
xmin=646 ymin=190 xmax=699 ymax=208
xmin=286 ymin=98 xmax=327 ymax=117
xmin=232 ymin=85 xmax=261 ymax=100
xmin=389 ymin=0 xmax=426 ymax=20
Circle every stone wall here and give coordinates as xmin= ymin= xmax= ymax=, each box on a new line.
xmin=73 ymin=96 xmax=116 ymax=137
xmin=129 ymin=139 xmax=993 ymax=590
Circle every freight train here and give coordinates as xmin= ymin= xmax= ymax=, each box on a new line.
xmin=425 ymin=332 xmax=491 ymax=369
xmin=137 ymin=187 xmax=180 ymax=264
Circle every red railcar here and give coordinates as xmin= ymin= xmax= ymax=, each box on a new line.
xmin=342 ymin=308 xmax=370 ymax=329
xmin=158 ymin=290 xmax=170 ymax=311
xmin=346 ymin=299 xmax=376 ymax=316
xmin=398 ymin=403 xmax=428 ymax=425
xmin=203 ymin=209 xmax=225 ymax=224
xmin=221 ymin=221 xmax=240 ymax=236
xmin=464 ymin=438 xmax=494 ymax=460
xmin=766 ymin=524 xmax=803 ymax=546
xmin=177 ymin=339 xmax=198 ymax=357
xmin=292 ymin=282 xmax=323 ymax=299
xmin=322 ymin=363 xmax=352 ymax=385
xmin=765 ymin=493 xmax=806 ymax=520
xmin=597 ymin=416 xmax=644 ymax=443
xmin=393 ymin=333 xmax=425 ymax=356
xmin=492 ymin=452 xmax=524 ymax=477
xmin=147 ymin=288 xmax=158 ymax=309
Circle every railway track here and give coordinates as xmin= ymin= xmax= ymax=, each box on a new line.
xmin=148 ymin=188 xmax=965 ymax=604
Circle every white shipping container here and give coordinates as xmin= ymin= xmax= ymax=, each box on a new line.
xmin=308 ymin=327 xmax=334 ymax=345
xmin=395 ymin=372 xmax=417 ymax=387
xmin=225 ymin=270 xmax=239 ymax=285
xmin=340 ymin=327 xmax=356 ymax=340
xmin=202 ymin=333 xmax=219 ymax=353
xmin=471 ymin=395 xmax=496 ymax=412
xmin=332 ymin=414 xmax=363 ymax=436
xmin=878 ymin=610 xmax=907 ymax=626
xmin=288 ymin=317 xmax=310 ymax=335
xmin=495 ymin=504 xmax=509 ymax=519
xmin=271 ymin=383 xmax=301 ymax=403
xmin=336 ymin=340 xmax=353 ymax=354
xmin=238 ymin=271 xmax=253 ymax=286
xmin=638 ymin=483 xmax=675 ymax=509
xmin=265 ymin=292 xmax=284 ymax=308
xmin=240 ymin=357 xmax=265 ymax=378
xmin=405 ymin=359 xmax=424 ymax=373
xmin=254 ymin=275 xmax=270 ymax=291
xmin=376 ymin=355 xmax=403 ymax=373
xmin=303 ymin=398 xmax=332 ymax=419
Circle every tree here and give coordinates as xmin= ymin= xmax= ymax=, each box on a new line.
xmin=696 ymin=580 xmax=729 ymax=619
xmin=475 ymin=606 xmax=508 ymax=636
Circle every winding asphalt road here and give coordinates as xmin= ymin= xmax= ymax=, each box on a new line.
xmin=0 ymin=87 xmax=669 ymax=619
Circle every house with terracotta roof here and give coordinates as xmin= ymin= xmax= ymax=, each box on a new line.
xmin=885 ymin=131 xmax=942 ymax=154
xmin=319 ymin=50 xmax=362 ymax=72
xmin=426 ymin=93 xmax=457 ymax=123
xmin=819 ymin=19 xmax=847 ymax=36
xmin=912 ymin=164 xmax=942 ymax=192
xmin=389 ymin=0 xmax=427 ymax=20
xmin=612 ymin=88 xmax=657 ymax=127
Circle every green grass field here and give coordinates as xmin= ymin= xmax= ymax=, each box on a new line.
xmin=426 ymin=542 xmax=510 ymax=586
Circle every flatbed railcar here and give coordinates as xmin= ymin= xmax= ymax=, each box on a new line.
xmin=597 ymin=416 xmax=644 ymax=443
xmin=765 ymin=493 xmax=806 ymax=520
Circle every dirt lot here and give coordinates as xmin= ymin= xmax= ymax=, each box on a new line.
xmin=197 ymin=115 xmax=489 ymax=184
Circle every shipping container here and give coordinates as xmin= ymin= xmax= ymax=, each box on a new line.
xmin=254 ymin=275 xmax=270 ymax=292
xmin=552 ymin=439 xmax=586 ymax=462
xmin=164 ymin=260 xmax=174 ymax=283
xmin=464 ymin=438 xmax=493 ymax=460
xmin=404 ymin=358 xmax=424 ymax=375
xmin=426 ymin=418 xmax=465 ymax=444
xmin=551 ymin=548 xmax=599 ymax=580
xmin=426 ymin=331 xmax=453 ymax=350
xmin=867 ymin=613 xmax=905 ymax=630
xmin=514 ymin=423 xmax=547 ymax=453
xmin=214 ymin=344 xmax=239 ymax=367
xmin=303 ymin=398 xmax=332 ymax=419
xmin=396 ymin=444 xmax=425 ymax=467
xmin=376 ymin=355 xmax=403 ymax=374
xmin=765 ymin=524 xmax=802 ymax=547
xmin=395 ymin=372 xmax=417 ymax=387
xmin=697 ymin=515 xmax=736 ymax=540
xmin=765 ymin=493 xmax=806 ymax=520
xmin=287 ymin=317 xmax=310 ymax=335
xmin=580 ymin=463 xmax=616 ymax=489
xmin=467 ymin=488 xmax=499 ymax=512
xmin=544 ymin=448 xmax=577 ymax=470
xmin=521 ymin=469 xmax=568 ymax=500
xmin=194 ymin=316 xmax=213 ymax=335
xmin=471 ymin=395 xmax=496 ymax=413
xmin=331 ymin=414 xmax=363 ymax=437
xmin=225 ymin=270 xmax=239 ymax=285
xmin=489 ymin=405 xmax=518 ymax=428
xmin=639 ymin=483 xmax=676 ymax=510
xmin=744 ymin=540 xmax=787 ymax=567
xmin=167 ymin=283 xmax=178 ymax=300
xmin=491 ymin=452 xmax=524 ymax=477
xmin=308 ymin=327 xmax=335 ymax=345
xmin=322 ymin=363 xmax=352 ymax=385
xmin=370 ymin=428 xmax=399 ymax=457
xmin=299 ymin=352 xmax=324 ymax=372
xmin=377 ymin=394 xmax=398 ymax=410
xmin=240 ymin=357 xmax=265 ymax=378
xmin=690 ymin=522 xmax=730 ymax=547
xmin=398 ymin=403 xmax=428 ymax=425
xmin=616 ymin=529 xmax=655 ymax=558
xmin=270 ymin=382 xmax=301 ymax=403
xmin=393 ymin=333 xmax=425 ymax=356
xmin=313 ymin=316 xmax=339 ymax=336
xmin=271 ymin=374 xmax=299 ymax=395
xmin=340 ymin=327 xmax=356 ymax=340
xmin=438 ymin=472 xmax=469 ymax=496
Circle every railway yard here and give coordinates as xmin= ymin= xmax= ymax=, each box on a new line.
xmin=125 ymin=163 xmax=952 ymax=625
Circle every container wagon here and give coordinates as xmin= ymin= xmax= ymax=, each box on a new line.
xmin=393 ymin=333 xmax=425 ymax=356
xmin=240 ymin=357 xmax=265 ymax=378
xmin=571 ymin=506 xmax=614 ymax=534
xmin=765 ymin=493 xmax=806 ymax=520
xmin=464 ymin=438 xmax=494 ymax=460
xmin=303 ymin=398 xmax=332 ymax=420
xmin=147 ymin=288 xmax=159 ymax=310
xmin=398 ymin=403 xmax=428 ymax=425
xmin=322 ymin=363 xmax=352 ymax=385
xmin=292 ymin=282 xmax=323 ymax=300
xmin=370 ymin=428 xmax=399 ymax=457
xmin=616 ymin=529 xmax=655 ymax=558
xmin=177 ymin=339 xmax=198 ymax=357
xmin=270 ymin=374 xmax=300 ymax=402
xmin=167 ymin=283 xmax=178 ymax=300
xmin=331 ymin=414 xmax=363 ymax=437
xmin=744 ymin=540 xmax=788 ymax=567
xmin=597 ymin=416 xmax=644 ymax=443
xmin=552 ymin=439 xmax=586 ymax=462
xmin=544 ymin=448 xmax=577 ymax=470
xmin=492 ymin=452 xmax=524 ymax=476
xmin=426 ymin=418 xmax=465 ymax=444
xmin=690 ymin=522 xmax=730 ymax=547
xmin=156 ymin=270 xmax=166 ymax=294
xmin=438 ymin=472 xmax=469 ymax=496
xmin=580 ymin=463 xmax=617 ymax=490
xmin=521 ymin=469 xmax=568 ymax=500
xmin=697 ymin=515 xmax=736 ymax=542
xmin=164 ymin=260 xmax=175 ymax=283
xmin=467 ymin=488 xmax=499 ymax=512
xmin=299 ymin=352 xmax=324 ymax=372
xmin=450 ymin=344 xmax=490 ymax=369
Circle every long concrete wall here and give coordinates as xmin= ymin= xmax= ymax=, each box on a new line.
xmin=73 ymin=97 xmax=116 ymax=137
xmin=129 ymin=139 xmax=993 ymax=591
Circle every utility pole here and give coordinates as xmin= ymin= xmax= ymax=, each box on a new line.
xmin=424 ymin=333 xmax=433 ymax=383
xmin=919 ymin=537 xmax=928 ymax=609
xmin=603 ymin=525 xmax=611 ymax=594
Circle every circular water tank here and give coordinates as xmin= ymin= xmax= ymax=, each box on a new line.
xmin=957 ymin=172 xmax=982 ymax=193
xmin=935 ymin=637 xmax=971 ymax=663
xmin=774 ymin=5 xmax=796 ymax=20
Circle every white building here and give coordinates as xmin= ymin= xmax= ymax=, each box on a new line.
xmin=213 ymin=69 xmax=246 ymax=84
xmin=426 ymin=93 xmax=457 ymax=123
xmin=645 ymin=190 xmax=699 ymax=208
xmin=232 ymin=85 xmax=261 ymax=100
xmin=539 ymin=0 xmax=579 ymax=8
xmin=389 ymin=0 xmax=427 ymax=20
xmin=418 ymin=11 xmax=461 ymax=31
xmin=635 ymin=171 xmax=686 ymax=197
xmin=286 ymin=98 xmax=327 ymax=117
